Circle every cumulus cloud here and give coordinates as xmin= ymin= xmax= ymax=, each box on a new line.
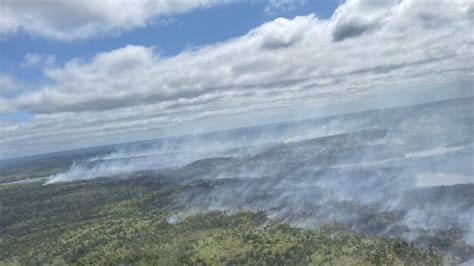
xmin=330 ymin=0 xmax=398 ymax=41
xmin=0 ymin=74 xmax=28 ymax=100
xmin=0 ymin=75 xmax=22 ymax=115
xmin=264 ymin=0 xmax=308 ymax=15
xmin=21 ymin=54 xmax=42 ymax=68
xmin=21 ymin=53 xmax=55 ymax=68
xmin=1 ymin=0 xmax=473 ymax=158
xmin=0 ymin=0 xmax=224 ymax=40
xmin=5 ymin=0 xmax=473 ymax=115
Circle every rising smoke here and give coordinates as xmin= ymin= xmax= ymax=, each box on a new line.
xmin=45 ymin=97 xmax=474 ymax=258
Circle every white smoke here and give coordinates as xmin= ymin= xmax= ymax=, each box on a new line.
xmin=42 ymin=97 xmax=474 ymax=254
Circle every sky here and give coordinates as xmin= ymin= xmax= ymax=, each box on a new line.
xmin=0 ymin=0 xmax=473 ymax=160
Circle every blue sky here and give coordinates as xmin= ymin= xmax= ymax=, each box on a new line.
xmin=0 ymin=0 xmax=472 ymax=159
xmin=0 ymin=0 xmax=340 ymax=125
xmin=0 ymin=1 xmax=339 ymax=92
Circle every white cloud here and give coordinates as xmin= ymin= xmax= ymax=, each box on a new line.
xmin=6 ymin=0 xmax=473 ymax=115
xmin=0 ymin=75 xmax=23 ymax=114
xmin=20 ymin=53 xmax=55 ymax=68
xmin=264 ymin=0 xmax=308 ymax=15
xmin=0 ymin=75 xmax=20 ymax=95
xmin=1 ymin=0 xmax=473 ymax=158
xmin=0 ymin=0 xmax=224 ymax=40
xmin=21 ymin=53 xmax=42 ymax=67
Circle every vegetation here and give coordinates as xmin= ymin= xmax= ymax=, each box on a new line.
xmin=0 ymin=176 xmax=448 ymax=265
xmin=0 ymin=148 xmax=112 ymax=183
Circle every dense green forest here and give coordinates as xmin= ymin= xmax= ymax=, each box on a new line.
xmin=0 ymin=176 xmax=449 ymax=265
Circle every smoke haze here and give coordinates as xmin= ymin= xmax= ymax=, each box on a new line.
xmin=45 ymin=97 xmax=474 ymax=257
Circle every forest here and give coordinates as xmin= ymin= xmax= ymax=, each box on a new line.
xmin=0 ymin=176 xmax=450 ymax=265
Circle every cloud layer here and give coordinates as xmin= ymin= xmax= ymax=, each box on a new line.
xmin=0 ymin=0 xmax=222 ymax=40
xmin=1 ymin=0 xmax=473 ymax=159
